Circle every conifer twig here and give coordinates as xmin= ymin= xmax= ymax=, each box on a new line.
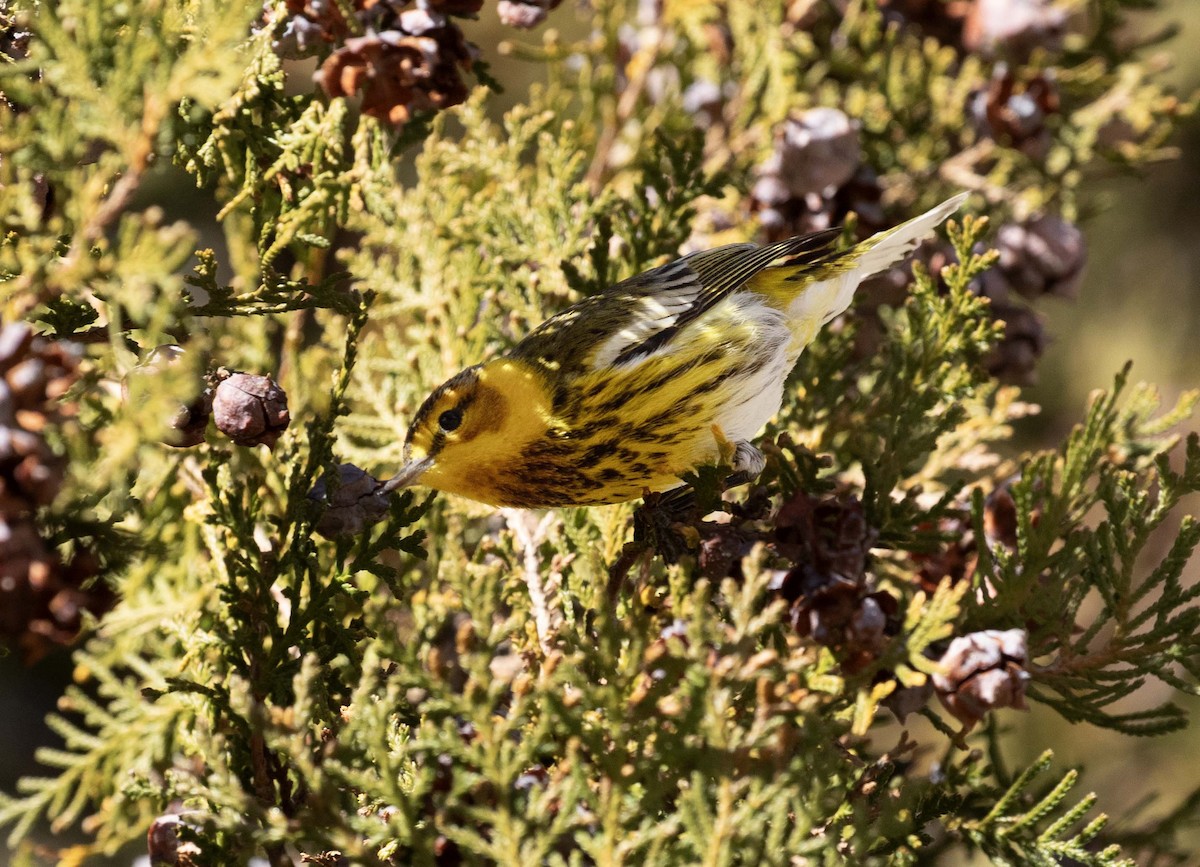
xmin=503 ymin=508 xmax=561 ymax=654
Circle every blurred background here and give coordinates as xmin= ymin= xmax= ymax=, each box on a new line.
xmin=1010 ymin=0 xmax=1200 ymax=846
xmin=2 ymin=0 xmax=1199 ymax=861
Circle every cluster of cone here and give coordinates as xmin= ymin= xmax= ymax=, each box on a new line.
xmin=269 ymin=0 xmax=561 ymax=130
xmin=661 ymin=464 xmax=1034 ymax=732
xmin=137 ymin=347 xmax=291 ymax=450
xmin=0 ymin=323 xmax=110 ymax=661
xmin=744 ymin=0 xmax=1108 ymax=383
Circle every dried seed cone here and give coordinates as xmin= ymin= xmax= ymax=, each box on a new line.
xmin=0 ymin=539 xmax=110 ymax=661
xmin=498 ymin=0 xmax=562 ymax=29
xmin=984 ymin=300 xmax=1047 ymax=384
xmin=770 ymin=491 xmax=895 ymax=673
xmin=970 ymin=66 xmax=1061 ymax=159
xmin=0 ymin=518 xmax=57 ymax=633
xmin=0 ymin=320 xmax=76 ymax=514
xmin=753 ymin=108 xmax=865 ymax=240
xmin=770 ymin=108 xmax=862 ymax=199
xmin=876 ymin=0 xmax=969 ymax=45
xmin=963 ymin=0 xmax=1067 ymax=59
xmin=309 ymin=464 xmax=390 ymax=537
xmin=748 ymin=107 xmax=895 ymax=246
xmin=316 ymin=17 xmax=473 ymax=128
xmin=167 ymin=390 xmax=213 ymax=448
xmin=0 ymin=321 xmax=111 ymax=660
xmin=992 ymin=215 xmax=1087 ymax=301
xmin=147 ymin=813 xmax=204 ymax=867
xmin=272 ymin=0 xmax=352 ymax=58
xmin=934 ymin=628 xmax=1030 ymax=728
xmin=126 ymin=345 xmax=212 ymax=447
xmin=643 ymin=465 xmax=899 ymax=675
xmin=212 ymin=372 xmax=290 ymax=448
xmin=271 ymin=0 xmax=494 ymax=128
xmin=0 ymin=21 xmax=28 ymax=61
xmin=911 ymin=511 xmax=978 ymax=594
xmin=428 ymin=0 xmax=484 ymax=13
xmin=968 ymin=214 xmax=1084 ymax=382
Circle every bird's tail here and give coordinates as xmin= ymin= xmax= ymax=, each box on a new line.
xmin=757 ymin=192 xmax=969 ymax=326
xmin=840 ymin=191 xmax=970 ymax=279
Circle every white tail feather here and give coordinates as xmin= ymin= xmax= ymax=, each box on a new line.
xmin=786 ymin=192 xmax=969 ymax=329
xmin=850 ymin=191 xmax=970 ymax=277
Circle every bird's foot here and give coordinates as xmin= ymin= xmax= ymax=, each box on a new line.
xmin=709 ymin=426 xmax=765 ymax=488
xmin=725 ymin=440 xmax=766 ymax=488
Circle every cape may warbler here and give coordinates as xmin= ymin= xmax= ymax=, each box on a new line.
xmin=384 ymin=194 xmax=967 ymax=508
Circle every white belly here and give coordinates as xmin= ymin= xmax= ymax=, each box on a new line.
xmin=712 ymin=296 xmax=793 ymax=442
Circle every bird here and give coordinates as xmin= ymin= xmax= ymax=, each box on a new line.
xmin=383 ymin=193 xmax=968 ymax=508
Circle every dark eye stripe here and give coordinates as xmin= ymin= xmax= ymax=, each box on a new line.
xmin=439 ymin=408 xmax=463 ymax=432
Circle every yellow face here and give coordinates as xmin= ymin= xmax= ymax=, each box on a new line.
xmin=389 ymin=360 xmax=553 ymax=505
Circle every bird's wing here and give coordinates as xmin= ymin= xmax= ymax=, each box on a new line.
xmin=513 ymin=228 xmax=842 ymax=374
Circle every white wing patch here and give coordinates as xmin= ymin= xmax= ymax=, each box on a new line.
xmin=588 ymin=261 xmax=707 ymax=371
xmin=587 ymin=242 xmax=784 ymax=372
xmin=598 ymin=289 xmax=794 ymax=443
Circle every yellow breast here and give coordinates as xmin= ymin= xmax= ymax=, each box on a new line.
xmin=414 ymin=282 xmax=823 ymax=507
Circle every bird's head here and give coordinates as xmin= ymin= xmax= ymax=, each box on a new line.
xmin=383 ymin=360 xmax=552 ymax=504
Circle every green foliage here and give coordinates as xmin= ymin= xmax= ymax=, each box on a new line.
xmin=967 ymin=371 xmax=1200 ymax=734
xmin=0 ymin=0 xmax=256 ymax=321
xmin=951 ymin=750 xmax=1131 ymax=867
xmin=1 ymin=0 xmax=1199 ymax=865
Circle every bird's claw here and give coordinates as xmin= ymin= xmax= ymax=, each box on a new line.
xmin=725 ymin=440 xmax=766 ymax=488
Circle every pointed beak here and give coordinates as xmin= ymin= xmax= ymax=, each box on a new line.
xmin=380 ymin=455 xmax=434 ymax=494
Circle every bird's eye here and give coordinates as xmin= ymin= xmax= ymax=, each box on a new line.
xmin=438 ymin=408 xmax=463 ymax=432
